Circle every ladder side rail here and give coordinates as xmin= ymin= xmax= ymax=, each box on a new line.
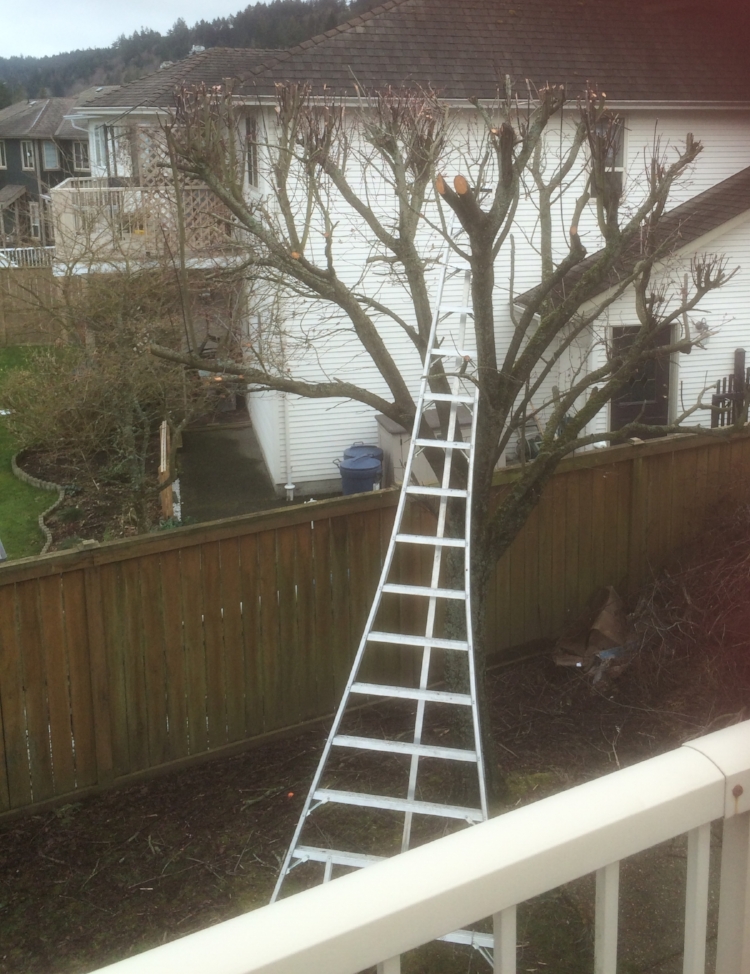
xmin=272 ymin=232 xmax=460 ymax=900
xmin=462 ymin=380 xmax=488 ymax=819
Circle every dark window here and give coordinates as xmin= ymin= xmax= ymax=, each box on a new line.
xmin=0 ymin=141 xmax=6 ymax=169
xmin=73 ymin=141 xmax=90 ymax=171
xmin=591 ymin=118 xmax=624 ymax=199
xmin=246 ymin=116 xmax=259 ymax=188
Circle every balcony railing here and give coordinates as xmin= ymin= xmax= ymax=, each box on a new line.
xmin=49 ymin=176 xmax=242 ymax=266
xmin=90 ymin=719 xmax=750 ymax=974
xmin=0 ymin=246 xmax=55 ymax=268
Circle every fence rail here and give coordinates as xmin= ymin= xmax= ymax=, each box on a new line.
xmin=1 ymin=431 xmax=749 ymax=816
xmin=0 ymin=246 xmax=55 ymax=269
xmin=89 ymin=720 xmax=750 ymax=974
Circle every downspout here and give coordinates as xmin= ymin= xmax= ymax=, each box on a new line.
xmin=280 ymin=326 xmax=295 ymax=501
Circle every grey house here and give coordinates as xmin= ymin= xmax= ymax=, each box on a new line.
xmin=0 ymin=91 xmax=112 ymax=248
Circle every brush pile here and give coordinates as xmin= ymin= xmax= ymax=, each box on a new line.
xmin=627 ymin=502 xmax=750 ymax=725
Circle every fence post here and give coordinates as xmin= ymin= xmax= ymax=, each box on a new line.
xmin=626 ymin=453 xmax=648 ymax=595
xmin=715 ymin=811 xmax=750 ymax=974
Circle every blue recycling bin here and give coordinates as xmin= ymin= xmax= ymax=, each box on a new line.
xmin=339 ymin=454 xmax=383 ymax=495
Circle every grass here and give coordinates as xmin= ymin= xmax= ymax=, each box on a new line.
xmin=0 ymin=346 xmax=54 ymax=560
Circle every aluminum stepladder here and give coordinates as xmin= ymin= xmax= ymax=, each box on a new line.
xmin=271 ymin=231 xmax=494 ymax=964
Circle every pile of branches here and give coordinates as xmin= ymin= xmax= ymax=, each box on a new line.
xmin=627 ymin=503 xmax=750 ymax=726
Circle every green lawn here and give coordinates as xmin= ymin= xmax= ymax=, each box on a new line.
xmin=0 ymin=346 xmax=53 ymax=560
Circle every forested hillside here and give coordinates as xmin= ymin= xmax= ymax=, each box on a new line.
xmin=0 ymin=0 xmax=378 ymax=104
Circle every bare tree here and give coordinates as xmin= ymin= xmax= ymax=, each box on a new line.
xmin=153 ymin=80 xmax=736 ymax=791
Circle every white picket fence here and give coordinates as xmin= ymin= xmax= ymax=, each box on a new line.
xmin=92 ymin=720 xmax=750 ymax=974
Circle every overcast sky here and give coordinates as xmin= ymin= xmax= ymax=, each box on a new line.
xmin=1 ymin=0 xmax=244 ymax=59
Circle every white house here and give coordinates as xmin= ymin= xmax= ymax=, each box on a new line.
xmin=60 ymin=0 xmax=750 ymax=495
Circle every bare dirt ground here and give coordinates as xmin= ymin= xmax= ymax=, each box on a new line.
xmin=1 ymin=507 xmax=749 ymax=973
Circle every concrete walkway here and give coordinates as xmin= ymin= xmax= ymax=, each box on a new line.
xmin=178 ymin=419 xmax=281 ymax=523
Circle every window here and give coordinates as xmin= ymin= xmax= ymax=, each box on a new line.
xmin=73 ymin=141 xmax=90 ymax=171
xmin=246 ymin=116 xmax=259 ymax=188
xmin=93 ymin=125 xmax=107 ymax=169
xmin=0 ymin=141 xmax=6 ymax=168
xmin=21 ymin=140 xmax=35 ymax=170
xmin=42 ymin=140 xmax=60 ymax=170
xmin=29 ymin=201 xmax=41 ymax=238
xmin=591 ymin=117 xmax=624 ymax=200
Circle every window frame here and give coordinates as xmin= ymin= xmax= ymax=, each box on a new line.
xmin=29 ymin=201 xmax=41 ymax=238
xmin=73 ymin=140 xmax=90 ymax=171
xmin=0 ymin=141 xmax=6 ymax=169
xmin=591 ymin=117 xmax=625 ymax=200
xmin=42 ymin=140 xmax=61 ymax=171
xmin=21 ymin=140 xmax=35 ymax=171
xmin=246 ymin=115 xmax=259 ymax=189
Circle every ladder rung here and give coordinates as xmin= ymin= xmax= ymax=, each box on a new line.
xmin=405 ymin=485 xmax=468 ymax=498
xmin=350 ymin=682 xmax=472 ymax=706
xmin=313 ymin=788 xmax=484 ymax=823
xmin=424 ymin=392 xmax=475 ymax=404
xmin=367 ymin=631 xmax=469 ymax=651
xmin=439 ymin=305 xmax=474 ymax=315
xmin=333 ymin=735 xmax=477 ymax=763
xmin=414 ymin=438 xmax=470 ymax=451
xmin=292 ymin=846 xmax=384 ymax=869
xmin=440 ymin=930 xmax=494 ymax=948
xmin=396 ymin=533 xmax=466 ymax=548
xmin=382 ymin=583 xmax=467 ymax=600
xmin=429 ymin=349 xmax=470 ymax=358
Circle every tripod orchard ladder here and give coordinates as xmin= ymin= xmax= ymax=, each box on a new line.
xmin=271 ymin=230 xmax=494 ymax=962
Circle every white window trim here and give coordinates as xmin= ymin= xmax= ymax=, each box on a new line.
xmin=246 ymin=115 xmax=259 ymax=190
xmin=21 ymin=140 xmax=35 ymax=171
xmin=42 ymin=140 xmax=61 ymax=171
xmin=0 ymin=141 xmax=6 ymax=169
xmin=73 ymin=140 xmax=90 ymax=171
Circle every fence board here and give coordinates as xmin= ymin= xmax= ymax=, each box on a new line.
xmin=16 ymin=580 xmax=55 ymax=802
xmin=1 ymin=433 xmax=749 ymax=816
xmin=160 ymin=549 xmax=189 ymax=762
xmin=0 ymin=585 xmax=29 ymax=808
xmin=138 ymin=555 xmax=169 ymax=768
xmin=38 ymin=575 xmax=75 ymax=796
xmin=62 ymin=571 xmax=97 ymax=789
xmin=219 ymin=538 xmax=246 ymax=744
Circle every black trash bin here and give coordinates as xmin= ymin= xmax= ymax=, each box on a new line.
xmin=339 ymin=455 xmax=383 ymax=495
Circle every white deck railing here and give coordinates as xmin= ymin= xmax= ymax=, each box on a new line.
xmin=0 ymin=246 xmax=55 ymax=268
xmin=93 ymin=720 xmax=750 ymax=974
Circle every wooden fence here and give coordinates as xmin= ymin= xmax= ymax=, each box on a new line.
xmin=0 ymin=267 xmax=59 ymax=346
xmin=1 ymin=431 xmax=749 ymax=816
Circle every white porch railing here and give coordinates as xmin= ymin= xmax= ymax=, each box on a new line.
xmin=91 ymin=720 xmax=750 ymax=974
xmin=0 ymin=246 xmax=55 ymax=268
xmin=49 ymin=176 xmax=238 ymax=265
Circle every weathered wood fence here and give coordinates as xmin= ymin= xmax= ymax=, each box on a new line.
xmin=1 ymin=432 xmax=749 ymax=816
xmin=0 ymin=267 xmax=59 ymax=346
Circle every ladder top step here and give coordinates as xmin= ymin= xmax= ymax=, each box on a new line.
xmin=382 ymin=582 xmax=467 ymax=600
xmin=350 ymin=682 xmax=472 ymax=706
xmin=414 ymin=438 xmax=471 ymax=450
xmin=292 ymin=846 xmax=384 ymax=869
xmin=424 ymin=392 xmax=475 ymax=404
xmin=440 ymin=930 xmax=494 ymax=948
xmin=406 ymin=485 xmax=468 ymax=498
xmin=367 ymin=631 xmax=469 ymax=651
xmin=313 ymin=788 xmax=484 ymax=823
xmin=439 ymin=305 xmax=474 ymax=315
xmin=333 ymin=734 xmax=477 ymax=763
xmin=396 ymin=533 xmax=466 ymax=548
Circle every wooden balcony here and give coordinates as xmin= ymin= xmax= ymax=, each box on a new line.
xmin=50 ymin=176 xmax=242 ymax=267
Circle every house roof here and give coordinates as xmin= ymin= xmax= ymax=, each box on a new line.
xmin=0 ymin=185 xmax=27 ymax=209
xmin=82 ymin=48 xmax=278 ymax=110
xmin=84 ymin=0 xmax=750 ymax=109
xmin=515 ymin=164 xmax=750 ymax=307
xmin=0 ymin=98 xmax=77 ymax=139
